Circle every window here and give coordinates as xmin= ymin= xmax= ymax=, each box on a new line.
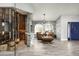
xmin=34 ymin=24 xmax=44 ymax=33
xmin=44 ymin=23 xmax=54 ymax=32
xmin=34 ymin=23 xmax=54 ymax=34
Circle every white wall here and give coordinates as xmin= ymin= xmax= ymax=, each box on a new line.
xmin=0 ymin=3 xmax=34 ymax=13
xmin=56 ymin=17 xmax=61 ymax=39
xmin=60 ymin=16 xmax=79 ymax=41
xmin=16 ymin=3 xmax=34 ymax=13
xmin=0 ymin=3 xmax=14 ymax=7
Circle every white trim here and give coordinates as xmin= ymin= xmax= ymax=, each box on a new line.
xmin=61 ymin=39 xmax=68 ymax=41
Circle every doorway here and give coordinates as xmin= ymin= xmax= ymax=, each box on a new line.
xmin=34 ymin=24 xmax=44 ymax=34
xmin=68 ymin=22 xmax=79 ymax=40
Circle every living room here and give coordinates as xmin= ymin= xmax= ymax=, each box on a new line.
xmin=0 ymin=3 xmax=79 ymax=56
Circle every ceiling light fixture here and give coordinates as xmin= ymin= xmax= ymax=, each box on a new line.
xmin=42 ymin=8 xmax=47 ymax=24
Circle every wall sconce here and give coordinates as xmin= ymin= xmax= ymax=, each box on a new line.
xmin=2 ymin=31 xmax=4 ymax=35
xmin=2 ymin=22 xmax=5 ymax=26
xmin=1 ymin=19 xmax=5 ymax=26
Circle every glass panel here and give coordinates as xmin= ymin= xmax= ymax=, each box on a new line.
xmin=0 ymin=8 xmax=15 ymax=56
xmin=0 ymin=4 xmax=27 ymax=56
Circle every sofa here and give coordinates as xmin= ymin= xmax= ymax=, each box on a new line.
xmin=36 ymin=32 xmax=55 ymax=42
xmin=36 ymin=32 xmax=43 ymax=40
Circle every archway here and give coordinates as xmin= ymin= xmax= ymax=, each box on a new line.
xmin=34 ymin=24 xmax=44 ymax=34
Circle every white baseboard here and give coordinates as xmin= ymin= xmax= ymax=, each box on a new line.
xmin=61 ymin=39 xmax=68 ymax=41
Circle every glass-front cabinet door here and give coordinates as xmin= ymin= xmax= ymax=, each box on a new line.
xmin=0 ymin=7 xmax=27 ymax=56
xmin=0 ymin=8 xmax=17 ymax=56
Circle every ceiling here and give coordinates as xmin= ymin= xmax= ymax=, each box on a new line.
xmin=32 ymin=3 xmax=79 ymax=21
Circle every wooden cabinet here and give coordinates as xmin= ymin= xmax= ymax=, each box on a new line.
xmin=0 ymin=8 xmax=27 ymax=45
xmin=16 ymin=12 xmax=27 ymax=44
xmin=18 ymin=13 xmax=26 ymax=40
xmin=0 ymin=8 xmax=15 ymax=44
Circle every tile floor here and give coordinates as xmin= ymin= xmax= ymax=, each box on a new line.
xmin=0 ymin=39 xmax=79 ymax=56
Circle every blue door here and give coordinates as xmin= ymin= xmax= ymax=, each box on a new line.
xmin=70 ymin=22 xmax=79 ymax=40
